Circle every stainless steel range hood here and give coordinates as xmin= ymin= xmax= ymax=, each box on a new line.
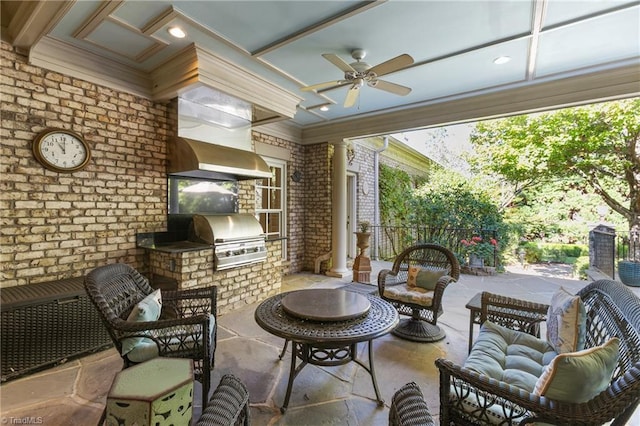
xmin=168 ymin=137 xmax=272 ymax=181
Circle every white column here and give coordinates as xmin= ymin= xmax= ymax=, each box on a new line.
xmin=327 ymin=139 xmax=350 ymax=278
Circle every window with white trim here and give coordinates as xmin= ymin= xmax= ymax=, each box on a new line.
xmin=256 ymin=159 xmax=287 ymax=259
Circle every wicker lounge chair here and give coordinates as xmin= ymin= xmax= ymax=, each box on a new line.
xmin=84 ymin=263 xmax=217 ymax=408
xmin=378 ymin=243 xmax=460 ymax=342
xmin=436 ymin=279 xmax=640 ymax=425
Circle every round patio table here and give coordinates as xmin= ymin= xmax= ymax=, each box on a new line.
xmin=254 ymin=289 xmax=399 ymax=412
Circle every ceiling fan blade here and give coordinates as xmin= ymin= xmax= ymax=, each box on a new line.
xmin=344 ymin=86 xmax=360 ymax=108
xmin=301 ymin=80 xmax=343 ymax=91
xmin=369 ymin=54 xmax=414 ymax=77
xmin=317 ymin=81 xmax=351 ymax=94
xmin=322 ymin=53 xmax=356 ymax=73
xmin=370 ymin=79 xmax=412 ymax=96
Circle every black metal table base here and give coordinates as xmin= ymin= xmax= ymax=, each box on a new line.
xmin=254 ymin=291 xmax=398 ymax=414
xmin=279 ymin=340 xmax=383 ymax=413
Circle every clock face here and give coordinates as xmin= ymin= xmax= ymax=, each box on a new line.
xmin=33 ymin=129 xmax=90 ymax=172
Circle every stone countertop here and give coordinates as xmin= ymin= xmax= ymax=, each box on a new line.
xmin=137 ymin=240 xmax=212 ymax=253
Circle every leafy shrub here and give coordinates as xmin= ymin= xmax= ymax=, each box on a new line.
xmin=519 ymin=242 xmax=588 ymax=264
xmin=573 ymin=256 xmax=590 ymax=280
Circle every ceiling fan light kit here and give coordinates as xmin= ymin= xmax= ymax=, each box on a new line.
xmin=302 ymin=49 xmax=414 ymax=108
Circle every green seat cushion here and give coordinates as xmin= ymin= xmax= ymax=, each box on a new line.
xmin=546 ymin=287 xmax=586 ymax=354
xmin=121 ymin=289 xmax=162 ymax=356
xmin=464 ymin=321 xmax=557 ymax=392
xmin=533 ymin=337 xmax=619 ymax=403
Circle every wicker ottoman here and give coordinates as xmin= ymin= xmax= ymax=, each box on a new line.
xmin=106 ymin=358 xmax=194 ymax=426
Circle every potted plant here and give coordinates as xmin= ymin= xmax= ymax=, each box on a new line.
xmin=460 ymin=236 xmax=498 ymax=268
xmin=618 ymin=231 xmax=640 ymax=287
xmin=353 ymin=221 xmax=372 ymax=283
xmin=355 ymin=221 xmax=371 ymax=254
xmin=618 ymin=259 xmax=640 ymax=287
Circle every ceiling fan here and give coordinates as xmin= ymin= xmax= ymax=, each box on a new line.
xmin=301 ymin=49 xmax=414 ymax=108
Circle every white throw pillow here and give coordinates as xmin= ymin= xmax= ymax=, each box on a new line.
xmin=546 ymin=287 xmax=586 ymax=353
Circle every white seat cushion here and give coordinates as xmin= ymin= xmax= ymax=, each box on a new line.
xmin=383 ymin=284 xmax=434 ymax=306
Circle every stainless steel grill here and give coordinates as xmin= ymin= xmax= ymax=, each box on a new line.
xmin=191 ymin=214 xmax=267 ymax=270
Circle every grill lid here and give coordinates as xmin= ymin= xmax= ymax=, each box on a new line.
xmin=192 ymin=214 xmax=265 ymax=244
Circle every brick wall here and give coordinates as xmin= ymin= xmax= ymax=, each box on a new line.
xmin=303 ymin=142 xmax=332 ymax=271
xmin=352 ymin=145 xmax=376 ymax=227
xmin=1 ymin=42 xmax=169 ymax=286
xmin=0 ymin=41 xmax=299 ymax=296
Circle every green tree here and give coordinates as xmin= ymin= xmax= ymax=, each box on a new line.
xmin=410 ymin=171 xmax=502 ymax=231
xmin=470 ymin=98 xmax=640 ymax=231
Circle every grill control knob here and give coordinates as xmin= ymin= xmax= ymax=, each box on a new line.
xmin=225 ymin=251 xmax=232 ymax=257
xmin=240 ymin=248 xmax=247 ymax=254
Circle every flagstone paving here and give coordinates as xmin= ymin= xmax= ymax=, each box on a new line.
xmin=1 ymin=263 xmax=638 ymax=425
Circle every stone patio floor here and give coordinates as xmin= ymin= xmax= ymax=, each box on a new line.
xmin=1 ymin=263 xmax=638 ymax=425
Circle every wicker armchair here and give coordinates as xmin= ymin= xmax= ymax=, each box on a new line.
xmin=84 ymin=263 xmax=217 ymax=408
xmin=389 ymin=382 xmax=435 ymax=426
xmin=436 ymin=279 xmax=640 ymax=425
xmin=378 ymin=243 xmax=460 ymax=342
xmin=196 ymin=374 xmax=250 ymax=426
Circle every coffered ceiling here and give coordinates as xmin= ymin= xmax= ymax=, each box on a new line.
xmin=2 ymin=1 xmax=639 ymax=142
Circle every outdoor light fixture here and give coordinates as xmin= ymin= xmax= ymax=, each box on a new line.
xmin=320 ymin=106 xmax=329 ymax=112
xmin=493 ymin=56 xmax=511 ymax=65
xmin=168 ymin=27 xmax=186 ymax=39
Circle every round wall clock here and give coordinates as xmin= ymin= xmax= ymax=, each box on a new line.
xmin=33 ymin=128 xmax=91 ymax=173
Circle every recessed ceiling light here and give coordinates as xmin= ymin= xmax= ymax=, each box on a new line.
xmin=493 ymin=56 xmax=511 ymax=65
xmin=320 ymin=106 xmax=329 ymax=112
xmin=168 ymin=27 xmax=186 ymax=39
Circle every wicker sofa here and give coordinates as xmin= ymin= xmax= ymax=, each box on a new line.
xmin=436 ymin=279 xmax=640 ymax=425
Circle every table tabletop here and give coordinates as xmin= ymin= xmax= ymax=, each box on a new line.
xmin=281 ymin=288 xmax=371 ymax=321
xmin=255 ymin=290 xmax=398 ymax=346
